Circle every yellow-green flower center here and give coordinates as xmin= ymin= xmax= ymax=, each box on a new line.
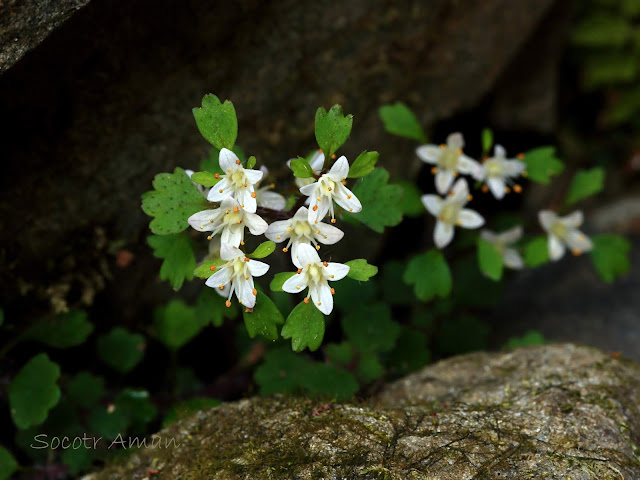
xmin=440 ymin=203 xmax=461 ymax=225
xmin=551 ymin=222 xmax=567 ymax=239
xmin=439 ymin=147 xmax=460 ymax=170
xmin=294 ymin=221 xmax=312 ymax=237
xmin=486 ymin=160 xmax=503 ymax=178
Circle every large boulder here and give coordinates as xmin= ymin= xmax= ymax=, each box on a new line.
xmin=86 ymin=344 xmax=640 ymax=479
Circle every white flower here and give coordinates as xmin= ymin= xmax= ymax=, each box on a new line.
xmin=421 ymin=178 xmax=485 ymax=248
xmin=188 ymin=197 xmax=268 ymax=247
xmin=255 ymin=166 xmax=286 ymax=211
xmin=206 ymin=148 xmax=264 ymax=213
xmin=539 ymin=210 xmax=593 ymax=261
xmin=200 ymin=236 xmax=230 ymax=297
xmin=265 ymin=206 xmax=344 ymax=260
xmin=299 ymin=156 xmax=362 ymax=223
xmin=205 ymin=244 xmax=270 ymax=308
xmin=480 ymin=226 xmax=524 ymax=269
xmin=480 ymin=145 xmax=526 ymax=199
xmin=416 ymin=132 xmax=483 ymax=195
xmin=282 ymin=243 xmax=349 ymax=315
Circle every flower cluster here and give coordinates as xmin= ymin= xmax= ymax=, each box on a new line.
xmin=417 ymin=133 xmax=592 ymax=263
xmin=188 ymin=148 xmax=363 ymax=314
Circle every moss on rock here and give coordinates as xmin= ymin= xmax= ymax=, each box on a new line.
xmin=85 ymin=344 xmax=640 ymax=479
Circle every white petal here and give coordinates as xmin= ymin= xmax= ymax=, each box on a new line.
xmin=450 ymin=178 xmax=469 ymax=203
xmin=282 ymin=272 xmax=309 ymax=293
xmin=565 ymin=229 xmax=593 ymax=253
xmin=488 ymin=177 xmax=506 ymax=199
xmin=447 ymin=132 xmax=464 ymax=149
xmin=220 ymin=243 xmax=242 ymax=261
xmin=309 ymin=197 xmax=331 ymax=223
xmin=294 ymin=243 xmax=321 ymax=268
xmin=314 ymin=222 xmax=344 ymax=245
xmin=332 ymin=183 xmax=362 ymax=213
xmin=309 ymin=151 xmax=325 ymax=173
xmin=205 ymin=266 xmax=233 ymax=289
xmin=237 ymin=188 xmax=257 ymax=213
xmin=421 ymin=195 xmax=442 ymax=217
xmin=457 ymin=155 xmax=483 ymax=179
xmin=310 ymin=283 xmax=333 ymax=315
xmin=221 ymin=225 xmax=242 ymax=247
xmin=494 ymin=145 xmax=506 ymax=158
xmin=562 ymin=210 xmax=584 ymax=228
xmin=259 ymin=165 xmax=269 ymax=177
xmin=185 ymin=169 xmax=195 ymax=178
xmin=434 ymin=221 xmax=455 ymax=248
xmin=502 ymin=248 xmax=524 ymax=269
xmin=293 ymin=206 xmax=309 ymax=220
xmin=244 ymin=212 xmax=268 ymax=235
xmin=539 ymin=210 xmax=557 ymax=232
xmin=290 ymin=239 xmax=310 ymax=264
xmin=504 ymin=159 xmax=526 ymax=177
xmin=219 ymin=148 xmax=239 ymax=172
xmin=327 ymin=156 xmax=349 ymax=180
xmin=299 ymin=182 xmax=318 ymax=197
xmin=499 ymin=225 xmax=523 ymax=244
xmin=188 ymin=210 xmax=219 ymax=231
xmin=325 ymin=262 xmax=349 ymax=281
xmin=458 ymin=209 xmax=484 ymax=229
xmin=215 ymin=283 xmax=230 ymax=297
xmin=257 ymin=190 xmax=286 ymax=211
xmin=236 ymin=277 xmax=256 ymax=308
xmin=548 ymin=234 xmax=565 ymax=261
xmin=415 ymin=145 xmax=441 ymax=164
xmin=435 ymin=169 xmax=455 ymax=195
xmin=265 ymin=220 xmax=291 ymax=243
xmin=206 ymin=178 xmax=233 ymax=202
xmin=247 ymin=259 xmax=270 ymax=277
xmin=243 ymin=168 xmax=264 ymax=185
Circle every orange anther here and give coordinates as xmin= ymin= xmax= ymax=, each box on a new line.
xmin=323 ymin=261 xmax=328 ymax=267
xmin=209 ymin=265 xmax=217 ymax=271
xmin=572 ymin=249 xmax=581 ymax=256
xmin=225 ymin=300 xmax=231 ymax=307
xmin=514 ymin=184 xmax=522 ymax=193
xmin=252 ymin=289 xmax=257 ymax=296
xmin=218 ymin=284 xmax=224 ymax=290
xmin=233 ymin=206 xmax=239 ymax=212
xmin=235 ymin=160 xmax=241 ymax=165
xmin=330 ymin=218 xmax=336 ymax=224
xmin=297 ymin=269 xmax=302 ymax=274
xmin=214 ymin=173 xmax=220 ymax=179
xmin=303 ymin=297 xmax=309 ymax=304
xmin=347 ymin=195 xmax=351 ymax=199
xmin=467 ymin=194 xmax=473 ymax=201
xmin=505 ymin=187 xmax=511 ymax=194
xmin=244 ymin=257 xmax=250 ymax=262
xmin=312 ymin=205 xmax=318 ymax=211
xmin=481 ymin=185 xmax=489 ymax=193
xmin=251 ymin=192 xmax=256 ymax=198
xmin=283 ymin=247 xmax=288 ymax=253
xmin=219 ymin=189 xmax=223 ymax=193
xmin=431 ymin=167 xmax=437 ymax=174
xmin=330 ymin=288 xmax=335 ymax=295
xmin=517 ymin=153 xmax=525 ymax=159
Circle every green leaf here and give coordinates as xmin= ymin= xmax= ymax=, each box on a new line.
xmin=192 ymin=94 xmax=238 ymax=150
xmin=590 ymin=234 xmax=631 ymax=283
xmin=66 ymin=372 xmax=105 ymax=409
xmin=344 ymin=259 xmax=378 ymax=281
xmin=403 ymin=250 xmax=452 ymax=302
xmin=301 ymin=363 xmax=359 ymax=400
xmin=290 ymin=157 xmax=314 ymax=178
xmin=341 ymin=303 xmax=400 ymax=354
xmin=524 ymin=236 xmax=549 ymax=267
xmin=347 ymin=151 xmax=379 ymax=178
xmin=477 ymin=238 xmax=504 ymax=281
xmin=357 ymin=353 xmax=384 ymax=382
xmin=315 ymin=105 xmax=353 ymax=159
xmin=451 ymin=256 xmax=503 ymax=308
xmin=88 ymin=406 xmax=129 ymax=440
xmin=254 ymin=347 xmax=313 ymax=395
xmin=481 ymin=128 xmax=493 ymax=155
xmin=396 ymin=180 xmax=424 ymax=218
xmin=147 ymin=233 xmax=196 ymax=290
xmin=333 ymin=276 xmax=378 ymax=312
xmin=270 ymin=272 xmax=296 ymax=292
xmin=193 ymin=259 xmax=228 ymax=279
xmin=62 ymin=447 xmax=94 ymax=475
xmin=115 ymin=389 xmax=158 ymax=432
xmin=243 ymin=291 xmax=284 ymax=340
xmin=281 ymin=301 xmax=325 ymax=352
xmin=247 ymin=155 xmax=257 ymax=169
xmin=437 ymin=316 xmax=490 ymax=355
xmin=521 ymin=147 xmax=564 ymax=184
xmin=378 ymin=102 xmax=426 ymax=142
xmin=325 ymin=342 xmax=354 ymax=366
xmin=387 ymin=327 xmax=430 ymax=374
xmin=190 ymin=171 xmax=219 ymax=187
xmin=97 ymin=327 xmax=145 ymax=373
xmin=351 ymin=168 xmax=404 ymax=232
xmin=0 ymin=446 xmax=18 ymax=480
xmin=26 ymin=310 xmax=93 ymax=348
xmin=195 ymin=287 xmax=237 ymax=327
xmin=565 ymin=167 xmax=605 ymax=205
xmin=163 ymin=397 xmax=221 ymax=427
xmin=141 ymin=167 xmax=207 ymax=235
xmin=502 ymin=330 xmax=545 ymax=350
xmin=381 ymin=261 xmax=416 ymax=305
xmin=572 ymin=15 xmax=631 ymax=47
xmin=249 ymin=241 xmax=276 ymax=259
xmin=154 ymin=299 xmax=203 ymax=351
xmin=9 ymin=354 xmax=61 ymax=429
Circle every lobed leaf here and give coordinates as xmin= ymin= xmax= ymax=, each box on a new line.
xmin=590 ymin=234 xmax=631 ymax=283
xmin=97 ymin=327 xmax=145 ymax=374
xmin=66 ymin=372 xmax=105 ymax=409
xmin=192 ymin=94 xmax=238 ymax=150
xmin=524 ymin=236 xmax=550 ymax=267
xmin=26 ymin=310 xmax=93 ymax=348
xmin=281 ymin=301 xmax=325 ymax=352
xmin=148 ymin=232 xmax=196 ymax=290
xmin=243 ymin=291 xmax=284 ymax=340
xmin=315 ymin=105 xmax=353 ymax=159
xmin=403 ymin=250 xmax=452 ymax=302
xmin=195 ymin=287 xmax=237 ymax=327
xmin=565 ymin=167 xmax=605 ymax=205
xmin=378 ymin=102 xmax=426 ymax=142
xmin=154 ymin=299 xmax=203 ymax=351
xmin=477 ymin=238 xmax=504 ymax=281
xmin=351 ymin=168 xmax=404 ymax=232
xmin=521 ymin=147 xmax=564 ymax=184
xmin=341 ymin=303 xmax=400 ymax=354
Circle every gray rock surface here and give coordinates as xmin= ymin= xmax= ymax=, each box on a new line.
xmin=86 ymin=344 xmax=640 ymax=479
xmin=0 ymin=0 xmax=565 ymax=318
xmin=0 ymin=0 xmax=89 ymax=73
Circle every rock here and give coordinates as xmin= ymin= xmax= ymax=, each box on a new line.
xmin=0 ymin=0 xmax=90 ymax=74
xmin=0 ymin=0 xmax=567 ymax=318
xmin=86 ymin=344 xmax=640 ymax=479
